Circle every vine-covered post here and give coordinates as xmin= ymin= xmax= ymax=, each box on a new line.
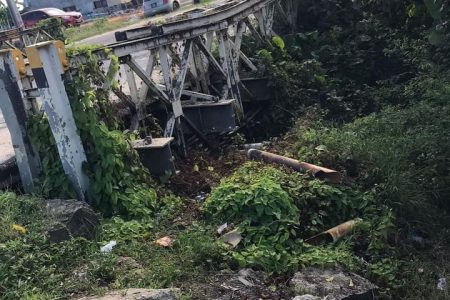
xmin=25 ymin=41 xmax=90 ymax=202
xmin=0 ymin=49 xmax=41 ymax=192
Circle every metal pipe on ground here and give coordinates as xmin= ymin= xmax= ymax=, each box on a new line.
xmin=247 ymin=149 xmax=342 ymax=183
xmin=305 ymin=218 xmax=362 ymax=244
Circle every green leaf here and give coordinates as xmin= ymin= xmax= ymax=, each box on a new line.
xmin=424 ymin=0 xmax=443 ymax=20
xmin=272 ymin=36 xmax=285 ymax=50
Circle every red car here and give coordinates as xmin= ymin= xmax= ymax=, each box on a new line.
xmin=21 ymin=8 xmax=83 ymax=28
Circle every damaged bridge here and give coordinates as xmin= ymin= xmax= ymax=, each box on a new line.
xmin=0 ymin=0 xmax=299 ymax=199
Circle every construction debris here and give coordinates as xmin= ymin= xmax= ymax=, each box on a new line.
xmin=247 ymin=149 xmax=342 ymax=183
xmin=306 ymin=219 xmax=362 ymax=244
xmin=220 ymin=229 xmax=242 ymax=248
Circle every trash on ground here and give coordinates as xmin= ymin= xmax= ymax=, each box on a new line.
xmin=100 ymin=240 xmax=117 ymax=253
xmin=195 ymin=191 xmax=207 ymax=203
xmin=437 ymin=278 xmax=447 ymax=291
xmin=12 ymin=224 xmax=27 ymax=235
xmin=306 ymin=219 xmax=362 ymax=244
xmin=217 ymin=222 xmax=228 ymax=235
xmin=154 ymin=236 xmax=174 ymax=247
xmin=220 ymin=229 xmax=242 ymax=248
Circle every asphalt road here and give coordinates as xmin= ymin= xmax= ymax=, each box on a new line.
xmin=76 ymin=0 xmax=194 ymax=46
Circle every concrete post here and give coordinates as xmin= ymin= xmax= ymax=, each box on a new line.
xmin=0 ymin=49 xmax=41 ymax=192
xmin=26 ymin=41 xmax=90 ymax=202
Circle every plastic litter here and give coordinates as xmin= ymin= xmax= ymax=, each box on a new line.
xmin=195 ymin=191 xmax=207 ymax=203
xmin=100 ymin=241 xmax=117 ymax=253
xmin=437 ymin=278 xmax=447 ymax=291
xmin=411 ymin=234 xmax=425 ymax=244
xmin=154 ymin=236 xmax=174 ymax=247
xmin=217 ymin=223 xmax=228 ymax=234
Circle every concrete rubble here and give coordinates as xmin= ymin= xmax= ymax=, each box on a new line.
xmin=76 ymin=288 xmax=180 ymax=300
xmin=291 ymin=267 xmax=377 ymax=300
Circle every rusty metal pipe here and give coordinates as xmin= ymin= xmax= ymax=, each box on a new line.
xmin=305 ymin=219 xmax=362 ymax=244
xmin=247 ymin=149 xmax=342 ymax=183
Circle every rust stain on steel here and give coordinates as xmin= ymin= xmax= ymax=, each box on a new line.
xmin=247 ymin=149 xmax=342 ymax=183
xmin=306 ymin=219 xmax=362 ymax=244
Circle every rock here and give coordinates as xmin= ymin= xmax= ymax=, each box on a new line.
xmin=76 ymin=288 xmax=180 ymax=300
xmin=116 ymin=256 xmax=143 ymax=271
xmin=45 ymin=199 xmax=100 ymax=243
xmin=213 ymin=269 xmax=287 ymax=300
xmin=291 ymin=268 xmax=377 ymax=300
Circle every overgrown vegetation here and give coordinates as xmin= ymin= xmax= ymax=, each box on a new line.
xmin=0 ymin=192 xmax=218 ymax=299
xmin=65 ymin=17 xmax=136 ymax=43
xmin=29 ymin=47 xmax=161 ymax=219
xmin=1 ymin=0 xmax=449 ymax=299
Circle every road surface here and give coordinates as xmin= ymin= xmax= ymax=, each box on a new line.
xmin=76 ymin=0 xmax=194 ymax=46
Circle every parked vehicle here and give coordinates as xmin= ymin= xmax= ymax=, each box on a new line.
xmin=143 ymin=0 xmax=181 ymax=18
xmin=21 ymin=8 xmax=83 ymax=28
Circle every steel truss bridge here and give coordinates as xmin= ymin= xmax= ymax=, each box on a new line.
xmin=0 ymin=0 xmax=299 ymax=200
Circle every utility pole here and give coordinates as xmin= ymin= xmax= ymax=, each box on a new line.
xmin=5 ymin=0 xmax=23 ymax=30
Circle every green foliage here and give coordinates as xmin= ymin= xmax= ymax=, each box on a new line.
xmin=367 ymin=258 xmax=403 ymax=288
xmin=100 ymin=221 xmax=224 ymax=289
xmin=0 ymin=192 xmax=46 ymax=242
xmin=0 ymin=192 xmax=219 ymax=299
xmin=93 ymin=18 xmax=107 ymax=29
xmin=66 ymin=18 xmax=136 ymax=43
xmin=287 ymin=96 xmax=450 ymax=219
xmin=272 ymin=36 xmax=285 ymax=50
xmin=256 ymin=0 xmax=443 ymax=133
xmin=37 ymin=18 xmax=66 ymax=42
xmin=28 ymin=47 xmax=159 ymax=219
xmin=28 ymin=114 xmax=75 ymax=199
xmin=0 ymin=192 xmax=101 ymax=299
xmin=203 ymin=166 xmax=300 ymax=246
xmin=0 ymin=7 xmax=13 ymax=30
xmin=203 ymin=163 xmax=393 ymax=273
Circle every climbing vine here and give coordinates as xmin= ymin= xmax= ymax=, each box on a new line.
xmin=29 ymin=46 xmax=159 ymax=219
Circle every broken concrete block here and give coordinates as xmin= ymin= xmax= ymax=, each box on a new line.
xmin=45 ymin=199 xmax=100 ymax=243
xmin=291 ymin=267 xmax=377 ymax=300
xmin=76 ymin=288 xmax=180 ymax=300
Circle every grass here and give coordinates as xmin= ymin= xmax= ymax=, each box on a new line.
xmin=66 ymin=1 xmax=213 ymax=44
xmin=66 ymin=16 xmax=138 ymax=43
xmin=0 ymin=192 xmax=223 ymax=299
xmin=277 ymin=95 xmax=450 ymax=298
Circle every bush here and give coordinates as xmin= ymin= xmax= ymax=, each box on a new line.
xmin=37 ymin=18 xmax=66 ymax=42
xmin=287 ymin=97 xmax=450 ymax=220
xmin=203 ymin=163 xmax=393 ymax=272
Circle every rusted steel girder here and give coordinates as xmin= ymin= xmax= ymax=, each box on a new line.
xmin=247 ymin=149 xmax=342 ymax=183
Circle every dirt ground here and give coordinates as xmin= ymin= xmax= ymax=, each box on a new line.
xmin=168 ymin=148 xmax=247 ymax=198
